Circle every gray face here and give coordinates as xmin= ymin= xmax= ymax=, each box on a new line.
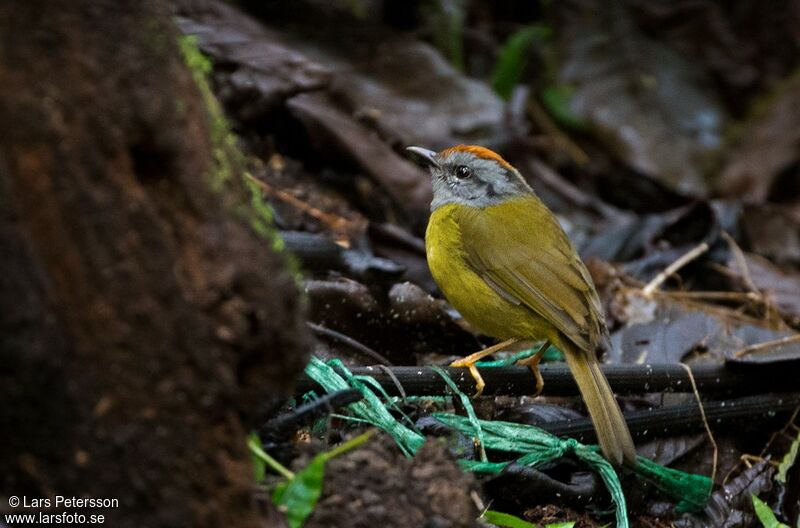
xmin=425 ymin=149 xmax=533 ymax=211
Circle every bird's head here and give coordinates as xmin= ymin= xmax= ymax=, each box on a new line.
xmin=407 ymin=145 xmax=532 ymax=210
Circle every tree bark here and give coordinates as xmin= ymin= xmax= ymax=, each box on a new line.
xmin=0 ymin=1 xmax=307 ymax=526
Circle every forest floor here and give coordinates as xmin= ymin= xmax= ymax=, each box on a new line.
xmin=176 ymin=1 xmax=800 ymax=526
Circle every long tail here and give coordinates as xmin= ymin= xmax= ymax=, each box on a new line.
xmin=561 ymin=341 xmax=636 ymax=466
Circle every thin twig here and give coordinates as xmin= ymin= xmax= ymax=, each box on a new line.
xmin=761 ymin=407 xmax=800 ymax=458
xmin=377 ymin=364 xmax=407 ymax=399
xmin=642 ymin=242 xmax=710 ymax=297
xmin=679 ymin=363 xmax=718 ymax=483
xmin=654 ymin=290 xmax=762 ymax=302
xmin=733 ymin=333 xmax=800 ymax=358
xmin=722 ymin=434 xmax=792 ymax=485
xmin=368 ymin=222 xmax=426 ymax=255
xmin=246 ymin=172 xmax=353 ymax=234
xmin=306 ymin=322 xmax=393 ymax=366
xmin=721 ymin=231 xmax=759 ymax=294
xmin=656 ymin=292 xmax=776 ymax=328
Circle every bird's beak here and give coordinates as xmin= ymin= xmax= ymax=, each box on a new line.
xmin=406 ymin=146 xmax=440 ymax=169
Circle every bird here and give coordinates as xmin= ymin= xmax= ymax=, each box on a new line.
xmin=407 ymin=144 xmax=636 ymax=466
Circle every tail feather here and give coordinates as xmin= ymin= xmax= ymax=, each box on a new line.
xmin=562 ymin=342 xmax=636 ymax=465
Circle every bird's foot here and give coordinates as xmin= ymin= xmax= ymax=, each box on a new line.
xmin=450 ymin=338 xmax=519 ymax=397
xmin=515 ymin=340 xmax=550 ymax=396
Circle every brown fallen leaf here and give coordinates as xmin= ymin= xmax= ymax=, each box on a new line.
xmin=328 ymin=38 xmax=506 ymax=150
xmin=678 ymin=459 xmax=775 ymax=528
xmin=609 ymin=291 xmax=798 ymax=365
xmin=553 ymin=0 xmax=726 ymax=197
xmin=725 ymin=252 xmax=800 ymax=327
xmin=175 ymin=0 xmax=330 ymax=123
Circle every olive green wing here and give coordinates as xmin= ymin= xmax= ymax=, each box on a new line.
xmin=458 ymin=197 xmax=605 ymax=351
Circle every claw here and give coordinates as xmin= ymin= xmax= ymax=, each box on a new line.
xmin=468 ymin=363 xmax=485 ymax=397
xmin=450 ymin=338 xmax=519 ymax=398
xmin=516 ymin=340 xmax=550 ymax=396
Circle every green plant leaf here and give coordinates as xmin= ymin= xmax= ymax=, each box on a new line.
xmin=481 ymin=510 xmax=575 ymax=528
xmin=273 ymin=455 xmax=326 ymax=528
xmin=776 ymin=429 xmax=800 ymax=483
xmin=272 ymin=429 xmax=376 ymax=528
xmin=752 ymin=494 xmax=790 ymax=528
xmin=482 ymin=510 xmax=537 ymax=528
xmin=491 ymin=25 xmax=551 ymax=100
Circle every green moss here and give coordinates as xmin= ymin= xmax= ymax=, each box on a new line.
xmin=177 ymin=35 xmax=300 ymax=278
xmin=179 ymin=35 xmax=240 ymax=190
xmin=180 ymin=35 xmax=212 ymax=76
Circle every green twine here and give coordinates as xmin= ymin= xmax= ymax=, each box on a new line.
xmin=401 ymin=396 xmax=450 ymax=403
xmin=304 ymin=358 xmax=425 ymax=456
xmin=351 ymin=372 xmax=418 ymax=430
xmin=431 ymin=366 xmax=488 ymax=462
xmin=302 ymin=357 xmax=712 ymax=528
xmin=433 ymin=413 xmax=628 ymax=528
xmin=631 ymin=457 xmax=712 ymax=513
xmin=475 ymin=344 xmax=562 ymax=367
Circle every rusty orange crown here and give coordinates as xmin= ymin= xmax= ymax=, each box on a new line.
xmin=439 ymin=145 xmax=515 ymax=172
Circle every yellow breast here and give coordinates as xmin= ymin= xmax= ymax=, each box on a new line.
xmin=425 ymin=203 xmax=554 ymax=341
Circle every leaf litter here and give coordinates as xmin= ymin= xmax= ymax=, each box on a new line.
xmin=175 ymin=0 xmax=800 ymax=525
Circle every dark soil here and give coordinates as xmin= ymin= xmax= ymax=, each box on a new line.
xmin=305 ymin=435 xmax=480 ymax=528
xmin=0 ymin=1 xmax=308 ymax=526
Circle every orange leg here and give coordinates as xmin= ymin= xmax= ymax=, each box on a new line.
xmin=450 ymin=338 xmax=519 ymax=397
xmin=515 ymin=340 xmax=550 ymax=396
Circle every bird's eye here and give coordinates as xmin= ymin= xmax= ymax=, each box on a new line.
xmin=454 ymin=165 xmax=473 ymax=179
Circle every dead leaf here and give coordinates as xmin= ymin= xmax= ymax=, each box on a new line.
xmin=329 ymin=38 xmax=506 ymax=149
xmin=609 ymin=299 xmax=721 ymax=363
xmin=676 ymin=459 xmax=775 ymax=528
xmin=725 ymin=252 xmax=800 ymax=327
xmin=609 ymin=293 xmax=798 ymax=364
xmin=636 ymin=434 xmax=706 ymax=467
xmin=175 ymin=0 xmax=330 ymax=122
xmin=554 ymin=0 xmax=726 ymax=196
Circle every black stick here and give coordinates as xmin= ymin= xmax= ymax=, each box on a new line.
xmin=259 ymin=388 xmax=363 ymax=439
xmin=534 ymin=392 xmax=800 ymax=444
xmin=296 ymin=362 xmax=800 ymax=397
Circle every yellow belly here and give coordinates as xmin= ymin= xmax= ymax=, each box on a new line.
xmin=425 ymin=204 xmax=555 ymax=341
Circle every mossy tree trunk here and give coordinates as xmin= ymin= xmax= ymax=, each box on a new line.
xmin=0 ymin=1 xmax=307 ymax=526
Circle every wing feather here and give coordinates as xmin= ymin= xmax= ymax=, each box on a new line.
xmin=458 ymin=197 xmax=605 ymax=350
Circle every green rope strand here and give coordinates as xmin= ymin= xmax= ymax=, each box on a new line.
xmin=301 ymin=357 xmax=712 ymax=527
